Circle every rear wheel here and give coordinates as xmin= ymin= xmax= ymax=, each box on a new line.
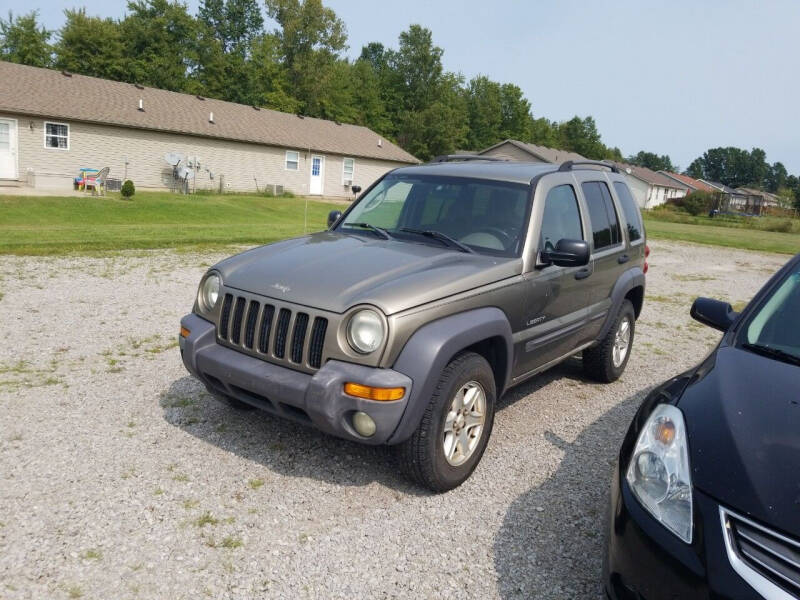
xmin=397 ymin=352 xmax=496 ymax=492
xmin=583 ymin=299 xmax=635 ymax=383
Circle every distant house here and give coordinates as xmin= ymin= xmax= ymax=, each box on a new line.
xmin=0 ymin=62 xmax=418 ymax=196
xmin=699 ymin=180 xmax=754 ymax=212
xmin=733 ymin=187 xmax=781 ymax=213
xmin=478 ymin=139 xmax=587 ymax=163
xmin=659 ymin=171 xmax=718 ymax=194
xmin=607 ymin=162 xmax=687 ymax=208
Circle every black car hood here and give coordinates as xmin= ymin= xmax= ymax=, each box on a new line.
xmin=213 ymin=232 xmax=521 ymax=315
xmin=678 ymin=345 xmax=800 ymax=537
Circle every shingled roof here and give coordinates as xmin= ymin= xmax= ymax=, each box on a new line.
xmin=607 ymin=162 xmax=687 ymax=189
xmin=479 ymin=139 xmax=588 ymax=163
xmin=0 ymin=61 xmax=419 ymax=164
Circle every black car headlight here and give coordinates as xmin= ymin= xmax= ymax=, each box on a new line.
xmin=626 ymin=404 xmax=693 ymax=543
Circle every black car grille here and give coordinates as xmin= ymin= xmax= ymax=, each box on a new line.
xmin=217 ymin=292 xmax=328 ymax=371
xmin=724 ymin=508 xmax=800 ymax=597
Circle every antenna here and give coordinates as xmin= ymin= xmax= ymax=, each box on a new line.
xmin=138 ymin=98 xmax=144 ymax=111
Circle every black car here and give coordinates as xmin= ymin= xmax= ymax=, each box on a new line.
xmin=604 ymin=253 xmax=800 ymax=600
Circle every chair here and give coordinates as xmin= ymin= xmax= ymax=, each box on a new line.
xmin=85 ymin=167 xmax=110 ymax=196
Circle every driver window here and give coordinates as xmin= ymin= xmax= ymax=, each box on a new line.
xmin=540 ymin=184 xmax=583 ymax=252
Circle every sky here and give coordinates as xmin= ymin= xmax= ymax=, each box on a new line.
xmin=10 ymin=0 xmax=800 ymax=173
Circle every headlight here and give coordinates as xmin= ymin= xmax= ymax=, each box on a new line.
xmin=198 ymin=273 xmax=221 ymax=312
xmin=626 ymin=404 xmax=693 ymax=543
xmin=347 ymin=309 xmax=384 ymax=354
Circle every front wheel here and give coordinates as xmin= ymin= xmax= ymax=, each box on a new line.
xmin=583 ymin=299 xmax=635 ymax=383
xmin=396 ymin=352 xmax=496 ymax=492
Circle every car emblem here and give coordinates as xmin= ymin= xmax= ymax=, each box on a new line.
xmin=271 ymin=283 xmax=290 ymax=293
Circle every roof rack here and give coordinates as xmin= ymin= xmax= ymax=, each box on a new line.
xmin=429 ymin=154 xmax=508 ymax=163
xmin=558 ymin=160 xmax=619 ymax=173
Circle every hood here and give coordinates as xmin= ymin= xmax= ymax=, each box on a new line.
xmin=213 ymin=232 xmax=522 ymax=315
xmin=678 ymin=345 xmax=800 ymax=537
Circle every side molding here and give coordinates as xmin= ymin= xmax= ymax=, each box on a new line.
xmin=386 ymin=307 xmax=513 ymax=444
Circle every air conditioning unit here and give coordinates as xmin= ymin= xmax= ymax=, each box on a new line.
xmin=274 ymin=184 xmax=284 ymax=195
xmin=343 ymin=179 xmax=353 ymax=187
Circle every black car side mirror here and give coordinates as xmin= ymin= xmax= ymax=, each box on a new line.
xmin=541 ymin=239 xmax=590 ymax=268
xmin=690 ymin=297 xmax=738 ymax=332
xmin=327 ymin=210 xmax=342 ymax=228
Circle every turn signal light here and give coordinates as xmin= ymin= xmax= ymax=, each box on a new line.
xmin=344 ymin=382 xmax=405 ymax=401
xmin=180 ymin=326 xmax=191 ymax=338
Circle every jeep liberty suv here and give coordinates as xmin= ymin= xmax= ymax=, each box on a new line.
xmin=179 ymin=157 xmax=647 ymax=491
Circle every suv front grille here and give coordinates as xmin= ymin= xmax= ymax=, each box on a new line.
xmin=721 ymin=507 xmax=800 ymax=598
xmin=217 ymin=291 xmax=329 ymax=373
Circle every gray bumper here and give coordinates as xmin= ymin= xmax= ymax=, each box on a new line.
xmin=179 ymin=313 xmax=412 ymax=445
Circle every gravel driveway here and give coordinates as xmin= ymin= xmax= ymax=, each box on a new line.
xmin=0 ymin=241 xmax=788 ymax=599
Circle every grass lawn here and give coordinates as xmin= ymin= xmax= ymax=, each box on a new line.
xmin=644 ymin=217 xmax=800 ymax=255
xmin=0 ymin=192 xmax=342 ymax=255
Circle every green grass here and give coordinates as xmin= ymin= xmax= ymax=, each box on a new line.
xmin=0 ymin=192 xmax=342 ymax=255
xmin=644 ymin=217 xmax=800 ymax=254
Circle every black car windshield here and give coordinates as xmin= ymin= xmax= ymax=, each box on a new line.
xmin=738 ymin=260 xmax=800 ymax=363
xmin=337 ymin=174 xmax=531 ymax=257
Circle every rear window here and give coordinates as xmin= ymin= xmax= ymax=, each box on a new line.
xmin=581 ymin=181 xmax=621 ymax=250
xmin=613 ymin=181 xmax=644 ymax=242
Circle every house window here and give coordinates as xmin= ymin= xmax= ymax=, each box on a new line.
xmin=44 ymin=122 xmax=69 ymax=150
xmin=285 ymin=150 xmax=299 ymax=171
xmin=342 ymin=158 xmax=355 ymax=184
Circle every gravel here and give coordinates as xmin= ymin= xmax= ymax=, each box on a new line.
xmin=0 ymin=240 xmax=788 ymax=599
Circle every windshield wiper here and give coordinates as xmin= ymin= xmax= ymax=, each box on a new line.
xmin=399 ymin=228 xmax=474 ymax=253
xmin=741 ymin=343 xmax=800 ymax=367
xmin=345 ymin=222 xmax=393 ymax=240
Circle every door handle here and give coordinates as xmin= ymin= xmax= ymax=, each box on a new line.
xmin=618 ymin=254 xmax=630 ymax=264
xmin=574 ymin=267 xmax=592 ymax=280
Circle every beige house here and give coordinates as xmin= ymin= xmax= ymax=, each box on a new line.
xmin=0 ymin=62 xmax=418 ymax=196
xmin=479 ymin=139 xmax=588 ymax=163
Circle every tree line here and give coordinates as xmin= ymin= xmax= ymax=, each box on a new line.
xmin=1 ymin=0 xmax=798 ymax=207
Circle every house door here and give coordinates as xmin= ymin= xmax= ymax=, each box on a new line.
xmin=309 ymin=155 xmax=324 ymax=195
xmin=0 ymin=119 xmax=18 ymax=180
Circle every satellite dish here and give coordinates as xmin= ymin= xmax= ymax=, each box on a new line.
xmin=164 ymin=152 xmax=185 ymax=166
xmin=177 ymin=166 xmax=194 ymax=180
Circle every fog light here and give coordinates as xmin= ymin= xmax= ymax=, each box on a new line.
xmin=352 ymin=411 xmax=376 ymax=437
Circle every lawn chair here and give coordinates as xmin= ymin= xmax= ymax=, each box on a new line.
xmin=85 ymin=167 xmax=110 ymax=196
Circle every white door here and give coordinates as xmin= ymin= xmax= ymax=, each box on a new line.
xmin=309 ymin=155 xmax=324 ymax=195
xmin=0 ymin=119 xmax=18 ymax=179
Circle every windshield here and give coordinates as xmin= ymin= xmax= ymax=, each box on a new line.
xmin=337 ymin=174 xmax=531 ymax=257
xmin=738 ymin=260 xmax=800 ymax=362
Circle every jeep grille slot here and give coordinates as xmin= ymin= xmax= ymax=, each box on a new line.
xmin=244 ymin=300 xmax=259 ymax=349
xmin=214 ymin=289 xmax=330 ymax=373
xmin=290 ymin=313 xmax=309 ymax=363
xmin=274 ymin=309 xmax=291 ymax=359
xmin=219 ymin=293 xmax=233 ymax=339
xmin=230 ymin=297 xmax=246 ymax=344
xmin=258 ymin=304 xmax=275 ymax=353
xmin=308 ymin=318 xmax=327 ymax=368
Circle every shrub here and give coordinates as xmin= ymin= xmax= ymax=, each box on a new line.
xmin=121 ymin=180 xmax=135 ymax=198
xmin=681 ymin=191 xmax=715 ymax=216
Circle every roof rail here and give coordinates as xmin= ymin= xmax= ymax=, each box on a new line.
xmin=558 ymin=160 xmax=619 ymax=173
xmin=429 ymin=154 xmax=508 ymax=163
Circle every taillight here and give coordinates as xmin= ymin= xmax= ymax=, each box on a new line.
xmin=644 ymin=244 xmax=650 ymax=274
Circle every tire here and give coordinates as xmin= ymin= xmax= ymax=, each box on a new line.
xmin=209 ymin=390 xmax=256 ymax=411
xmin=396 ymin=352 xmax=496 ymax=492
xmin=583 ymin=299 xmax=635 ymax=383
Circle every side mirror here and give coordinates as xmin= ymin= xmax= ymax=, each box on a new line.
xmin=351 ymin=185 xmax=362 ymax=195
xmin=541 ymin=239 xmax=590 ymax=268
xmin=327 ymin=210 xmax=342 ymax=228
xmin=690 ymin=297 xmax=738 ymax=332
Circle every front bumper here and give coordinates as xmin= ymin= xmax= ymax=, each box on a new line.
xmin=179 ymin=313 xmax=412 ymax=445
xmin=604 ymin=464 xmax=765 ymax=600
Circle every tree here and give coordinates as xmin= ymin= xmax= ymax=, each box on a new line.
xmin=350 ymin=58 xmax=391 ymax=135
xmin=498 ymin=83 xmax=532 ymax=143
xmin=684 ymin=147 xmax=770 ymax=188
xmin=198 ymin=0 xmax=263 ymax=54
xmin=557 ymin=116 xmax=606 ymax=159
xmin=626 ymin=150 xmax=675 ymax=173
xmin=0 ymin=10 xmax=51 ymax=67
xmin=120 ymin=0 xmax=199 ymax=92
xmin=54 ymin=9 xmax=125 ymax=80
xmin=465 ymin=75 xmax=503 ymax=150
xmin=765 ymin=161 xmax=787 ymax=193
xmin=387 ymin=25 xmax=443 ymax=114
